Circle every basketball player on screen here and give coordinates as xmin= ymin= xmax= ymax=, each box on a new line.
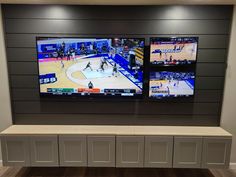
xmin=60 ymin=60 xmax=64 ymax=69
xmin=134 ymin=66 xmax=139 ymax=79
xmin=71 ymin=48 xmax=76 ymax=61
xmin=102 ymin=57 xmax=108 ymax=67
xmin=112 ymin=63 xmax=118 ymax=77
xmin=159 ymin=50 xmax=162 ymax=60
xmin=66 ymin=49 xmax=71 ymax=61
xmin=97 ymin=59 xmax=105 ymax=72
xmin=83 ymin=61 xmax=93 ymax=71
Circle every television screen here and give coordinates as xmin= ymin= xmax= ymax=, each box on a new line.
xmin=36 ymin=37 xmax=145 ymax=97
xmin=149 ymin=71 xmax=195 ymax=98
xmin=150 ymin=37 xmax=198 ymax=66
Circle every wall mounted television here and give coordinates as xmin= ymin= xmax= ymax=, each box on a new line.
xmin=150 ymin=37 xmax=198 ymax=66
xmin=36 ymin=37 xmax=145 ymax=98
xmin=149 ymin=71 xmax=195 ymax=99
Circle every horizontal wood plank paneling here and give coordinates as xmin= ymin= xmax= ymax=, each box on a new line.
xmin=195 ymin=77 xmax=225 ymax=90
xmin=14 ymin=114 xmax=219 ymax=126
xmin=9 ymin=62 xmax=38 ymax=75
xmin=12 ymin=101 xmax=135 ymax=114
xmin=3 ymin=5 xmax=232 ymax=20
xmin=12 ymin=101 xmax=220 ymax=115
xmin=5 ymin=19 xmax=231 ymax=35
xmin=197 ymin=49 xmax=227 ymax=63
xmin=196 ymin=63 xmax=226 ymax=77
xmin=136 ymin=102 xmax=220 ymax=115
xmin=2 ymin=5 xmax=232 ymax=126
xmin=10 ymin=75 xmax=39 ymax=88
xmin=7 ymin=48 xmax=37 ymax=62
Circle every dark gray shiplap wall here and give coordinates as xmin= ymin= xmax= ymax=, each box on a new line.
xmin=2 ymin=5 xmax=233 ymax=126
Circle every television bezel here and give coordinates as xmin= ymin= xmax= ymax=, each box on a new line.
xmin=148 ymin=36 xmax=198 ymax=100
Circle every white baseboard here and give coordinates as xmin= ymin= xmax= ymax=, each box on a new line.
xmin=0 ymin=160 xmax=2 ymax=167
xmin=230 ymin=163 xmax=236 ymax=169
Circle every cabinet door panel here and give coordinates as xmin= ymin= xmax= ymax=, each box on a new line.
xmin=202 ymin=137 xmax=232 ymax=168
xmin=1 ymin=136 xmax=30 ymax=166
xmin=145 ymin=136 xmax=173 ymax=168
xmin=116 ymin=136 xmax=144 ymax=167
xmin=59 ymin=135 xmax=87 ymax=166
xmin=88 ymin=136 xmax=115 ymax=167
xmin=30 ymin=135 xmax=59 ymax=167
xmin=173 ymin=136 xmax=202 ymax=168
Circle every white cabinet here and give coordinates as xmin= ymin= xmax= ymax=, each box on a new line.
xmin=1 ymin=136 xmax=30 ymax=166
xmin=116 ymin=136 xmax=144 ymax=167
xmin=87 ymin=136 xmax=115 ymax=167
xmin=0 ymin=128 xmax=232 ymax=169
xmin=144 ymin=136 xmax=173 ymax=168
xmin=173 ymin=136 xmax=202 ymax=168
xmin=59 ymin=135 xmax=87 ymax=166
xmin=30 ymin=135 xmax=59 ymax=167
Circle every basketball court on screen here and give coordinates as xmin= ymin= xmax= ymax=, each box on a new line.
xmin=39 ymin=55 xmax=142 ymax=93
xmin=149 ymin=79 xmax=194 ymax=97
xmin=150 ymin=43 xmax=197 ymax=63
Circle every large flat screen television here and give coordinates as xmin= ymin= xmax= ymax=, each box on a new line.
xmin=36 ymin=37 xmax=145 ymax=97
xmin=149 ymin=71 xmax=195 ymax=98
xmin=150 ymin=37 xmax=198 ymax=66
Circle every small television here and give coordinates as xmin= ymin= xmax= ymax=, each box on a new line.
xmin=36 ymin=37 xmax=145 ymax=97
xmin=150 ymin=37 xmax=198 ymax=66
xmin=149 ymin=71 xmax=195 ymax=98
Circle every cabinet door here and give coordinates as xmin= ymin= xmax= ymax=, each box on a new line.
xmin=145 ymin=136 xmax=173 ymax=168
xmin=87 ymin=136 xmax=115 ymax=167
xmin=202 ymin=137 xmax=232 ymax=169
xmin=30 ymin=135 xmax=59 ymax=167
xmin=59 ymin=135 xmax=87 ymax=167
xmin=173 ymin=136 xmax=202 ymax=168
xmin=116 ymin=136 xmax=144 ymax=168
xmin=1 ymin=136 xmax=30 ymax=166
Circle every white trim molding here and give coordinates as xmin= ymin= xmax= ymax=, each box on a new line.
xmin=230 ymin=163 xmax=236 ymax=169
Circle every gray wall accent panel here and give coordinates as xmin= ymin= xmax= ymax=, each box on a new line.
xmin=7 ymin=48 xmax=36 ymax=62
xmin=12 ymin=101 xmax=220 ymax=115
xmin=13 ymin=114 xmax=219 ymax=126
xmin=5 ymin=19 xmax=231 ymax=35
xmin=3 ymin=5 xmax=233 ymax=20
xmin=2 ymin=5 xmax=232 ymax=126
xmin=197 ymin=49 xmax=227 ymax=63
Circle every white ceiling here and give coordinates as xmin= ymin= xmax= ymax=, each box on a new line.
xmin=0 ymin=0 xmax=236 ymax=5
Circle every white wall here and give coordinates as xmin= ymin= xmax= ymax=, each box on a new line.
xmin=0 ymin=4 xmax=13 ymax=162
xmin=221 ymin=5 xmax=236 ymax=164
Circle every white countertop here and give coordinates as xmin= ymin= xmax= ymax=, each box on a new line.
xmin=0 ymin=125 xmax=232 ymax=137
